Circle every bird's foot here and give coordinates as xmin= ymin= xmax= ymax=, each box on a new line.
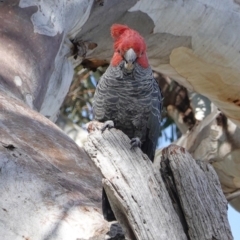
xmin=130 ymin=137 xmax=141 ymax=149
xmin=101 ymin=120 xmax=114 ymax=133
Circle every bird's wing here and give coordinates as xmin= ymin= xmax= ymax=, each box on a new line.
xmin=141 ymin=78 xmax=162 ymax=161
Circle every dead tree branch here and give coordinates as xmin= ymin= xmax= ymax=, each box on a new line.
xmin=84 ymin=122 xmax=187 ymax=240
xmin=85 ymin=121 xmax=233 ymax=240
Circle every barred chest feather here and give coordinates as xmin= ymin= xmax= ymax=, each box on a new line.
xmin=93 ymin=62 xmax=161 ymax=141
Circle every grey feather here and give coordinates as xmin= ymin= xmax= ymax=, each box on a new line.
xmin=93 ymin=61 xmax=162 ymax=161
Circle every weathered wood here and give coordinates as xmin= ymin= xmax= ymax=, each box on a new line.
xmin=85 ymin=122 xmax=233 ymax=240
xmin=171 ymin=108 xmax=240 ymax=212
xmin=161 ymin=145 xmax=233 ymax=240
xmin=84 ymin=122 xmax=188 ymax=240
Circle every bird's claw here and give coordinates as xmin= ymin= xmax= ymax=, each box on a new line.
xmin=101 ymin=120 xmax=114 ymax=133
xmin=130 ymin=137 xmax=141 ymax=149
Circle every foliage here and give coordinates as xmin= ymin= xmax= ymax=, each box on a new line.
xmin=60 ymin=66 xmax=105 ymax=125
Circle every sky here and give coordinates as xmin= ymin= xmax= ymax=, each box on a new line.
xmin=160 ymin=125 xmax=239 ymax=239
xmin=228 ymin=205 xmax=239 ymax=240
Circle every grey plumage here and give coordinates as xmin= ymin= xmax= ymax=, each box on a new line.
xmin=93 ymin=61 xmax=162 ymax=161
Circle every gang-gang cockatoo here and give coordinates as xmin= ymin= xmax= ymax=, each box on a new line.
xmin=93 ymin=24 xmax=162 ymax=221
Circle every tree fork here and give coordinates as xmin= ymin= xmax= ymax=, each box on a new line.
xmin=84 ymin=121 xmax=233 ymax=240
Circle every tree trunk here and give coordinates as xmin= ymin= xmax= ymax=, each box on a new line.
xmin=84 ymin=121 xmax=233 ymax=240
xmin=0 ymin=93 xmax=107 ymax=239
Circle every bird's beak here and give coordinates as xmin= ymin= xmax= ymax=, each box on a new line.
xmin=124 ymin=48 xmax=137 ymax=72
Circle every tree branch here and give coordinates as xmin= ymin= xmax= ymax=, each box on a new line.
xmin=85 ymin=121 xmax=233 ymax=240
xmin=161 ymin=145 xmax=233 ymax=240
xmin=226 ymin=189 xmax=240 ymax=201
xmin=84 ymin=122 xmax=187 ymax=240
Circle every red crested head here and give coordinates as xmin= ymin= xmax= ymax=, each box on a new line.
xmin=110 ymin=24 xmax=149 ymax=68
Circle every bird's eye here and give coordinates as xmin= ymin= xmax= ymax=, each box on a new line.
xmin=117 ymin=49 xmax=121 ymax=54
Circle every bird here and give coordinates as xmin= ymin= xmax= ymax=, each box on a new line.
xmin=92 ymin=23 xmax=162 ymax=221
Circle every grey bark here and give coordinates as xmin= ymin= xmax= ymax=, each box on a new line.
xmin=0 ymin=93 xmax=107 ymax=239
xmin=84 ymin=121 xmax=233 ymax=240
xmin=161 ymin=145 xmax=233 ymax=240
